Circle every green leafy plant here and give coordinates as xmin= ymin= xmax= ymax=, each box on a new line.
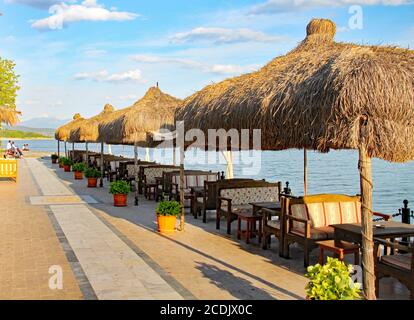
xmin=155 ymin=201 xmax=182 ymax=217
xmin=51 ymin=154 xmax=59 ymax=160
xmin=61 ymin=157 xmax=73 ymax=166
xmin=72 ymin=163 xmax=85 ymax=172
xmin=109 ymin=180 xmax=131 ymax=195
xmin=305 ymin=257 xmax=362 ymax=300
xmin=58 ymin=156 xmax=66 ymax=164
xmin=85 ymin=168 xmax=101 ymax=178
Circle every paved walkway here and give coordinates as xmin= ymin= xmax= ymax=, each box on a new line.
xmin=26 ymin=158 xmax=182 ymax=300
xmin=0 ymin=159 xmax=82 ymax=300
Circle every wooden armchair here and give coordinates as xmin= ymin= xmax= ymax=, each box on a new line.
xmin=141 ymin=165 xmax=180 ymax=200
xmin=217 ymin=181 xmax=281 ymax=235
xmin=193 ymin=179 xmax=254 ymax=223
xmin=284 ymin=194 xmax=391 ymax=267
xmin=374 ymin=238 xmax=414 ymax=300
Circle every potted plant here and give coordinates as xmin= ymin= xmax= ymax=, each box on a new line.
xmin=109 ymin=180 xmax=131 ymax=207
xmin=155 ymin=200 xmax=181 ymax=234
xmin=305 ymin=257 xmax=362 ymax=300
xmin=62 ymin=157 xmax=73 ymax=172
xmin=72 ymin=163 xmax=85 ymax=180
xmin=51 ymin=154 xmax=59 ymax=164
xmin=58 ymin=157 xmax=66 ymax=168
xmin=84 ymin=167 xmax=101 ymax=188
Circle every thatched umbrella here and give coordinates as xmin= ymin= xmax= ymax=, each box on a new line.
xmin=98 ymin=86 xmax=182 ymax=207
xmin=55 ymin=113 xmax=85 ymax=158
xmin=69 ymin=103 xmax=115 ymax=174
xmin=0 ymin=106 xmax=21 ymax=126
xmin=176 ymin=18 xmax=414 ymax=299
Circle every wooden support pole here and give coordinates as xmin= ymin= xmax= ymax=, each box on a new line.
xmin=85 ymin=142 xmax=89 ymax=168
xmin=134 ymin=143 xmax=139 ymax=206
xmin=64 ymin=142 xmax=67 ymax=157
xmin=100 ymin=142 xmax=104 ymax=188
xmin=179 ymin=146 xmax=185 ymax=231
xmin=304 ymin=149 xmax=308 ymax=196
xmin=359 ymin=116 xmax=376 ymax=300
xmin=72 ymin=142 xmax=75 ymax=160
xmin=57 ymin=140 xmax=60 ymax=158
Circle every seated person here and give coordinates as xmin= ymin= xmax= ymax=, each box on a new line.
xmin=11 ymin=142 xmax=23 ymax=157
xmin=22 ymin=144 xmax=30 ymax=151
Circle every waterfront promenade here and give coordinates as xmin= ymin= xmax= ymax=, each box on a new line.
xmin=0 ymin=158 xmax=410 ymax=300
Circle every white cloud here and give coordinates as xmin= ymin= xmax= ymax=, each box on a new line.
xmin=31 ymin=0 xmax=138 ymax=30
xmin=171 ymin=27 xmax=283 ymax=44
xmin=5 ymin=0 xmax=65 ymax=9
xmin=249 ymin=0 xmax=414 ymax=14
xmin=132 ymin=54 xmax=257 ymax=75
xmin=74 ymin=69 xmax=145 ymax=83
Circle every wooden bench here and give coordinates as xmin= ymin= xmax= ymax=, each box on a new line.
xmin=317 ymin=240 xmax=360 ymax=265
xmin=0 ymin=159 xmax=18 ymax=182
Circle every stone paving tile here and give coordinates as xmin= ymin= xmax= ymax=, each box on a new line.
xmin=0 ymin=159 xmax=83 ymax=300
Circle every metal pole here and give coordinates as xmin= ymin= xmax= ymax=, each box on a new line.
xmin=72 ymin=142 xmax=75 ymax=161
xmin=100 ymin=142 xmax=104 ymax=188
xmin=57 ymin=140 xmax=60 ymax=158
xmin=64 ymin=142 xmax=67 ymax=157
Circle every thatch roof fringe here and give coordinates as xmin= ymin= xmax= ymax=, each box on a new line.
xmin=176 ymin=18 xmax=414 ymax=163
xmin=0 ymin=106 xmax=21 ymax=126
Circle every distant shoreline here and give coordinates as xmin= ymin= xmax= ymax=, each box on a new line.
xmin=0 ymin=137 xmax=53 ymax=141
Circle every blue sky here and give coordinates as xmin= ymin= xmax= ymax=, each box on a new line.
xmin=0 ymin=0 xmax=413 ymax=121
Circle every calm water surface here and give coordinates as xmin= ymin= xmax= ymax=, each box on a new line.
xmin=5 ymin=139 xmax=413 ymax=216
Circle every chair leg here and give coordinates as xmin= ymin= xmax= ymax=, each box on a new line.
xmin=203 ymin=208 xmax=207 ymax=224
xmin=216 ymin=212 xmax=220 ymax=230
xmin=282 ymin=237 xmax=290 ymax=258
xmin=375 ymin=273 xmax=380 ymax=298
xmin=262 ymin=232 xmax=268 ymax=250
xmin=226 ymin=216 xmax=232 ymax=235
xmin=304 ymin=242 xmax=310 ymax=267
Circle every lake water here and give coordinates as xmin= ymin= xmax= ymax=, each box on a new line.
xmin=4 ymin=139 xmax=414 ymax=217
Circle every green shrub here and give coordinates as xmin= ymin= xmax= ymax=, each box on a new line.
xmin=305 ymin=257 xmax=362 ymax=300
xmin=51 ymin=154 xmax=59 ymax=160
xmin=155 ymin=201 xmax=182 ymax=217
xmin=58 ymin=156 xmax=66 ymax=164
xmin=109 ymin=180 xmax=131 ymax=195
xmin=72 ymin=163 xmax=85 ymax=172
xmin=62 ymin=157 xmax=73 ymax=166
xmin=85 ymin=168 xmax=101 ymax=178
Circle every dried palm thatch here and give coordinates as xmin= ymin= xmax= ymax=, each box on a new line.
xmin=0 ymin=106 xmax=21 ymax=126
xmin=176 ymin=18 xmax=414 ymax=163
xmin=98 ymin=86 xmax=182 ymax=146
xmin=70 ymin=104 xmax=115 ymax=142
xmin=55 ymin=113 xmax=85 ymax=142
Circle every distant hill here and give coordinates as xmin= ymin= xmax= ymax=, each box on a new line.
xmin=4 ymin=125 xmax=54 ymax=137
xmin=17 ymin=117 xmax=70 ymax=129
xmin=0 ymin=129 xmax=50 ymax=139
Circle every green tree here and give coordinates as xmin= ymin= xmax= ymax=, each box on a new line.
xmin=0 ymin=57 xmax=20 ymax=109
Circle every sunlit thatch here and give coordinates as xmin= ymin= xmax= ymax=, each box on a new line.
xmin=176 ymin=18 xmax=414 ymax=163
xmin=98 ymin=86 xmax=182 ymax=146
xmin=70 ymin=104 xmax=115 ymax=142
xmin=54 ymin=113 xmax=85 ymax=142
xmin=0 ymin=106 xmax=21 ymax=126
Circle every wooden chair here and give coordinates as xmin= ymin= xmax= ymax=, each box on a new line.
xmin=374 ymin=238 xmax=414 ymax=300
xmin=217 ymin=180 xmax=282 ymax=235
xmin=284 ymin=194 xmax=391 ymax=267
xmin=0 ymin=159 xmax=18 ymax=182
xmin=262 ymin=196 xmax=292 ymax=257
xmin=194 ymin=179 xmax=254 ymax=223
xmin=141 ymin=165 xmax=180 ymax=200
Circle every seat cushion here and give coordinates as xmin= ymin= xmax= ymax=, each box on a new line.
xmin=381 ymin=254 xmax=412 ymax=271
xmin=221 ymin=204 xmax=252 ymax=214
xmin=291 ymin=226 xmax=334 ymax=240
xmin=266 ymin=220 xmax=280 ymax=230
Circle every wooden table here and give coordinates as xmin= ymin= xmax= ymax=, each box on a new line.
xmin=333 ymin=221 xmax=414 ymax=246
xmin=250 ymin=201 xmax=281 ymax=215
xmin=236 ymin=211 xmax=263 ymax=244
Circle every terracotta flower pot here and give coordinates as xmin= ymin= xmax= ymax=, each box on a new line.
xmin=74 ymin=171 xmax=83 ymax=180
xmin=87 ymin=177 xmax=98 ymax=188
xmin=52 ymin=158 xmax=57 ymax=164
xmin=64 ymin=165 xmax=71 ymax=172
xmin=113 ymin=194 xmax=127 ymax=207
xmin=157 ymin=215 xmax=177 ymax=234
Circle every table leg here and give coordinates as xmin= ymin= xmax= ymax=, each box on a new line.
xmin=246 ymin=220 xmax=251 ymax=244
xmin=354 ymin=250 xmax=360 ymax=265
xmin=237 ymin=217 xmax=241 ymax=240
xmin=258 ymin=218 xmax=262 ymax=244
xmin=319 ymin=247 xmax=324 ymax=265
